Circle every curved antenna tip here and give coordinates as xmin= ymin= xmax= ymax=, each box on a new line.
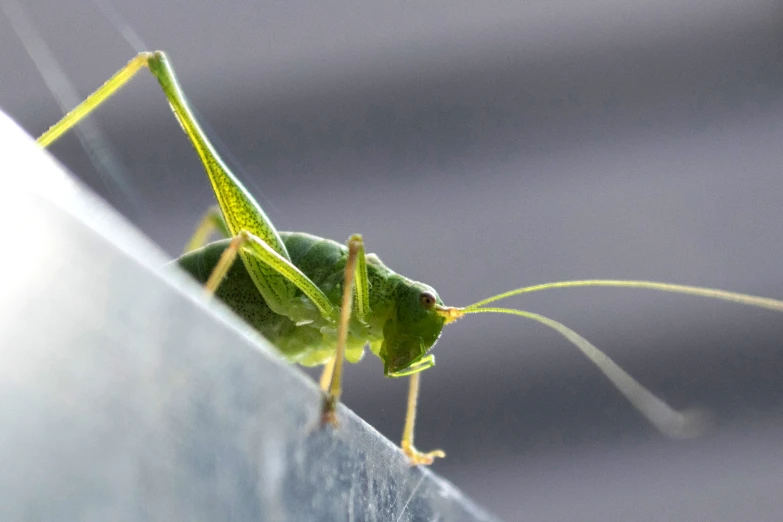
xmin=662 ymin=407 xmax=714 ymax=439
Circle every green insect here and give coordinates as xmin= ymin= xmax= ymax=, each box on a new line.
xmin=36 ymin=51 xmax=783 ymax=465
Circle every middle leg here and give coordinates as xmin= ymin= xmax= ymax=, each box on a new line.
xmin=321 ymin=234 xmax=365 ymax=426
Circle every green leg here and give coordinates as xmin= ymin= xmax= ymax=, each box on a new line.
xmin=37 ymin=51 xmax=297 ymax=317
xmin=401 ymin=373 xmax=446 ymax=465
xmin=318 ymin=234 xmax=370 ymax=394
xmin=351 ymin=236 xmax=370 ymax=324
xmin=183 ymin=206 xmax=230 ymax=254
xmin=203 ymin=229 xmax=335 ymax=322
xmin=321 ymin=234 xmax=369 ymax=425
xmin=37 ymin=53 xmax=151 ymax=148
xmin=318 ymin=356 xmax=337 ymax=392
xmin=204 ymin=231 xmax=370 ymax=427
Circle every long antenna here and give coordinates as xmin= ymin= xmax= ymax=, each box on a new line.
xmin=460 ymin=305 xmax=713 ymax=438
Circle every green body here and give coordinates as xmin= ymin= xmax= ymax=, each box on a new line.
xmin=178 ymin=232 xmax=446 ymax=372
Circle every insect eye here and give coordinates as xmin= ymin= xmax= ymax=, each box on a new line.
xmin=419 ymin=292 xmax=436 ymax=309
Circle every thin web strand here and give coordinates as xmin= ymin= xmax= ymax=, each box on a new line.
xmin=2 ymin=0 xmax=145 ymax=216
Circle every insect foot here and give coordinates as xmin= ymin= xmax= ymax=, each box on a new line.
xmin=401 ymin=441 xmax=446 ymax=466
xmin=320 ymin=393 xmax=340 ymax=428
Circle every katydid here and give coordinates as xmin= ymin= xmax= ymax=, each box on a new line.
xmin=36 ymin=51 xmax=783 ymax=466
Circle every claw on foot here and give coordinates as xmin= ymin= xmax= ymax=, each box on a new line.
xmin=402 ymin=442 xmax=446 ymax=466
xmin=320 ymin=394 xmax=339 ymax=427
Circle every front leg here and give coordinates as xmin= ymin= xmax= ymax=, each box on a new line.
xmin=401 ymin=372 xmax=446 ymax=466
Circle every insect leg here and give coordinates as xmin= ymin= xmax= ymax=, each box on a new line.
xmin=183 ymin=206 xmax=229 ymax=254
xmin=400 ymin=373 xmax=445 ymax=466
xmin=321 ymin=234 xmax=366 ymax=425
xmin=318 ymin=357 xmax=336 ymax=392
xmin=37 ymin=52 xmax=287 ymax=258
xmin=37 ymin=51 xmax=296 ymax=315
xmin=203 ymin=229 xmax=335 ymax=323
xmin=351 ymin=236 xmax=370 ymax=324
xmin=37 ymin=53 xmax=151 ymax=148
xmin=317 ymin=235 xmax=371 ymax=392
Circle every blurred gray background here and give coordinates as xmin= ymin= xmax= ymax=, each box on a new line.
xmin=2 ymin=1 xmax=783 ymax=520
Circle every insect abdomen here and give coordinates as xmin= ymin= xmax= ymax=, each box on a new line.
xmin=176 ymin=232 xmax=367 ymax=366
xmin=281 ymin=232 xmax=348 ymax=296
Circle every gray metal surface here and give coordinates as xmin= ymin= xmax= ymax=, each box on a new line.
xmin=0 ymin=112 xmax=498 ymax=522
